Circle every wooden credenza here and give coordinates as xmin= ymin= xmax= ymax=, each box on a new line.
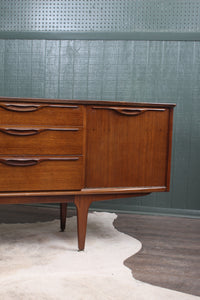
xmin=0 ymin=97 xmax=175 ymax=250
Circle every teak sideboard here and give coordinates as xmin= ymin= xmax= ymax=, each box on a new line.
xmin=0 ymin=97 xmax=176 ymax=250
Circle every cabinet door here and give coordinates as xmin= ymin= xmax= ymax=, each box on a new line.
xmin=86 ymin=106 xmax=172 ymax=189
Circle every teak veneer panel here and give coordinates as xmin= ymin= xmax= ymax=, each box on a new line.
xmin=0 ymin=103 xmax=83 ymax=126
xmin=0 ymin=126 xmax=83 ymax=155
xmin=86 ymin=106 xmax=171 ymax=189
xmin=0 ymin=156 xmax=83 ymax=192
xmin=0 ymin=97 xmax=176 ymax=250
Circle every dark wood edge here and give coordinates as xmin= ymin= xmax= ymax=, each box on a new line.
xmin=0 ymin=186 xmax=167 ymax=198
xmin=0 ymin=97 xmax=176 ymax=109
xmin=82 ymin=106 xmax=87 ymax=188
xmin=0 ymin=193 xmax=151 ymax=205
xmin=166 ymin=107 xmax=174 ymax=191
xmin=80 ymin=187 xmax=167 ymax=194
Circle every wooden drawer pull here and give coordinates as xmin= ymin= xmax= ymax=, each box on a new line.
xmin=0 ymin=157 xmax=79 ymax=167
xmin=93 ymin=106 xmax=165 ymax=116
xmin=0 ymin=128 xmax=40 ymax=136
xmin=0 ymin=127 xmax=79 ymax=136
xmin=0 ymin=103 xmax=79 ymax=113
xmin=0 ymin=104 xmax=42 ymax=112
xmin=1 ymin=159 xmax=40 ymax=167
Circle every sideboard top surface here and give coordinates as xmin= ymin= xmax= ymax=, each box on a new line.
xmin=0 ymin=96 xmax=176 ymax=108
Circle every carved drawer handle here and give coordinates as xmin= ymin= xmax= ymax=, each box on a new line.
xmin=92 ymin=106 xmax=165 ymax=116
xmin=0 ymin=104 xmax=43 ymax=112
xmin=0 ymin=127 xmax=79 ymax=136
xmin=0 ymin=157 xmax=79 ymax=167
xmin=0 ymin=103 xmax=79 ymax=113
xmin=0 ymin=158 xmax=40 ymax=167
xmin=0 ymin=128 xmax=41 ymax=136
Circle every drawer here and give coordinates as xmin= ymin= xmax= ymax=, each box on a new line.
xmin=0 ymin=156 xmax=83 ymax=191
xmin=0 ymin=102 xmax=83 ymax=126
xmin=0 ymin=126 xmax=83 ymax=155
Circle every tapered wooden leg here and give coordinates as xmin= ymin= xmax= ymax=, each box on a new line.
xmin=74 ymin=195 xmax=93 ymax=251
xmin=60 ymin=203 xmax=67 ymax=232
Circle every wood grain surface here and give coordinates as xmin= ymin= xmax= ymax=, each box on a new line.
xmin=86 ymin=105 xmax=171 ymax=189
xmin=0 ymin=103 xmax=83 ymax=126
xmin=0 ymin=126 xmax=83 ymax=155
xmin=0 ymin=156 xmax=83 ymax=191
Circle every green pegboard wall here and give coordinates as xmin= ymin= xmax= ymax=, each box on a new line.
xmin=0 ymin=0 xmax=200 ymax=40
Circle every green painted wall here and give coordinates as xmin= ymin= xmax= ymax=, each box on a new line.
xmin=0 ymin=39 xmax=199 ymax=214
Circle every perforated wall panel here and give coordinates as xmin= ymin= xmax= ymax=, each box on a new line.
xmin=0 ymin=0 xmax=200 ymax=33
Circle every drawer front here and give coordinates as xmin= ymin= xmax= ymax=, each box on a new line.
xmin=0 ymin=102 xmax=83 ymax=126
xmin=0 ymin=156 xmax=83 ymax=191
xmin=0 ymin=126 xmax=83 ymax=155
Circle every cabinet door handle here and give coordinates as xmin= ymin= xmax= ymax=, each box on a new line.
xmin=0 ymin=127 xmax=79 ymax=136
xmin=92 ymin=106 xmax=165 ymax=116
xmin=112 ymin=108 xmax=146 ymax=116
xmin=0 ymin=157 xmax=79 ymax=167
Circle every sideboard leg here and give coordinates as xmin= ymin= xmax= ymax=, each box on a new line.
xmin=60 ymin=203 xmax=67 ymax=232
xmin=74 ymin=196 xmax=93 ymax=251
